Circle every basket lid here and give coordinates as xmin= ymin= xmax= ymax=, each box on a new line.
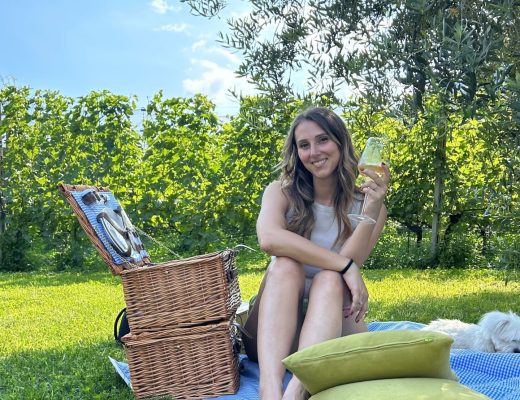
xmin=58 ymin=184 xmax=151 ymax=275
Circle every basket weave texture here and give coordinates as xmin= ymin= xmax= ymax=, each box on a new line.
xmin=122 ymin=250 xmax=241 ymax=333
xmin=123 ymin=320 xmax=240 ymax=400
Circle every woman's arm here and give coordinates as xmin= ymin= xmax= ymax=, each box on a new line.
xmin=339 ymin=163 xmax=390 ymax=321
xmin=257 ymin=163 xmax=389 ymax=272
xmin=339 ymin=204 xmax=387 ymax=265
xmin=339 ymin=205 xmax=386 ymax=321
xmin=339 ymin=162 xmax=389 ymax=264
xmin=256 ymin=181 xmax=349 ymax=271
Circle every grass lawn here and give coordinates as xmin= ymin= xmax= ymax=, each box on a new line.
xmin=1 ymin=252 xmax=518 ymax=399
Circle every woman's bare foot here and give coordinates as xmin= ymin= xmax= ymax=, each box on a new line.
xmin=282 ymin=377 xmax=309 ymax=400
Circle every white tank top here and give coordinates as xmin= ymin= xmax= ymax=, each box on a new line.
xmin=302 ymin=200 xmax=362 ymax=279
xmin=268 ymin=197 xmax=363 ymax=283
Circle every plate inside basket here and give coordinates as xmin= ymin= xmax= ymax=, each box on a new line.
xmin=58 ymin=184 xmax=151 ymax=274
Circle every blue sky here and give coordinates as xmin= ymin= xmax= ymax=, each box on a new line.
xmin=1 ymin=0 xmax=255 ymax=117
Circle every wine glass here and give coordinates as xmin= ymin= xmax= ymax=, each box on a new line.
xmin=348 ymin=137 xmax=386 ymax=225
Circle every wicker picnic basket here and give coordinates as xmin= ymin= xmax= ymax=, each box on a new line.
xmin=59 ymin=183 xmax=242 ymax=399
xmin=123 ymin=319 xmax=240 ymax=400
xmin=58 ymin=184 xmax=242 ymax=330
xmin=121 ymin=250 xmax=241 ymax=333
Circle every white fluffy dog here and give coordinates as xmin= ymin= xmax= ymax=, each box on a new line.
xmin=422 ymin=311 xmax=520 ymax=353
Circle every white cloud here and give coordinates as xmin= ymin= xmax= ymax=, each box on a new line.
xmin=191 ymin=40 xmax=206 ymax=51
xmin=188 ymin=39 xmax=242 ymax=67
xmin=150 ymin=0 xmax=180 ymax=14
xmin=183 ymin=59 xmax=257 ymax=116
xmin=207 ymin=46 xmax=241 ymax=66
xmin=155 ymin=23 xmax=189 ymax=32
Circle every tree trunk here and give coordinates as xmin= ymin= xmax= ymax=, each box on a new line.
xmin=405 ymin=224 xmax=423 ymax=243
xmin=480 ymin=226 xmax=490 ymax=255
xmin=430 ymin=128 xmax=447 ymax=263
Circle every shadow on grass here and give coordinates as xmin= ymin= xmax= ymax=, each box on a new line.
xmin=0 ymin=271 xmax=121 ymax=289
xmin=0 ymin=260 xmax=268 ymax=291
xmin=0 ymin=340 xmax=132 ymax=400
xmin=367 ymin=291 xmax=520 ymax=325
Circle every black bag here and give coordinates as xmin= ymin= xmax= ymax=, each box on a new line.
xmin=114 ymin=307 xmax=130 ymax=345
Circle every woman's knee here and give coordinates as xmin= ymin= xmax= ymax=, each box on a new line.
xmin=310 ymin=270 xmax=344 ymax=296
xmin=268 ymin=256 xmax=305 ymax=282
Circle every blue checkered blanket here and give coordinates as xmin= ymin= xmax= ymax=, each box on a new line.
xmin=111 ymin=321 xmax=520 ymax=399
xmin=218 ymin=321 xmax=520 ymax=400
xmin=369 ymin=322 xmax=520 ymax=400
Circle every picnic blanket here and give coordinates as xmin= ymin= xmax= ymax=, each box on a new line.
xmin=110 ymin=321 xmax=520 ymax=400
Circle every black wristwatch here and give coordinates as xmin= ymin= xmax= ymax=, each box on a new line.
xmin=340 ymin=259 xmax=355 ymax=275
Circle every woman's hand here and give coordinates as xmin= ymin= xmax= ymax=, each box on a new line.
xmin=359 ymin=162 xmax=391 ymax=221
xmin=341 ymin=263 xmax=369 ymax=323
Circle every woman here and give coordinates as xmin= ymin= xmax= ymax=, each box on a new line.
xmin=243 ymin=107 xmax=390 ymax=400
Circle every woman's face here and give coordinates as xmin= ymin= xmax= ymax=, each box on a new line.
xmin=294 ymin=119 xmax=341 ymax=181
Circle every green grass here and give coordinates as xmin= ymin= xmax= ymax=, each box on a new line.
xmin=365 ymin=269 xmax=519 ymax=323
xmin=1 ymin=254 xmax=518 ymax=399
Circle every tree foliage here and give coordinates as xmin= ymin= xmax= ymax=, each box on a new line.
xmin=184 ymin=0 xmax=520 ymax=263
xmin=0 ymin=87 xmax=143 ymax=270
xmin=0 ymin=86 xmax=305 ymax=269
xmin=0 ymin=82 xmax=518 ymax=271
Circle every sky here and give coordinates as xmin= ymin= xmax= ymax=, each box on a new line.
xmin=0 ymin=0 xmax=256 ymax=117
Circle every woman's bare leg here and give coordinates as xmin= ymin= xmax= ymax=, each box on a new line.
xmin=243 ymin=263 xmax=302 ymax=362
xmin=242 ymin=272 xmax=268 ymax=362
xmin=282 ymin=270 xmax=345 ymax=400
xmin=258 ymin=257 xmax=305 ymax=400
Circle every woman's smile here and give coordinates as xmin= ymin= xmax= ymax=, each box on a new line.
xmin=311 ymin=158 xmax=327 ymax=167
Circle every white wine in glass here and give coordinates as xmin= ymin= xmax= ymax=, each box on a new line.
xmin=348 ymin=137 xmax=385 ymax=224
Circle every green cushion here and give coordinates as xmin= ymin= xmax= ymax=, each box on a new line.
xmin=309 ymin=378 xmax=490 ymax=400
xmin=282 ymin=330 xmax=458 ymax=395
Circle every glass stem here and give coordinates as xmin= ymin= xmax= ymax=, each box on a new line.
xmin=361 ymin=193 xmax=369 ymax=217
